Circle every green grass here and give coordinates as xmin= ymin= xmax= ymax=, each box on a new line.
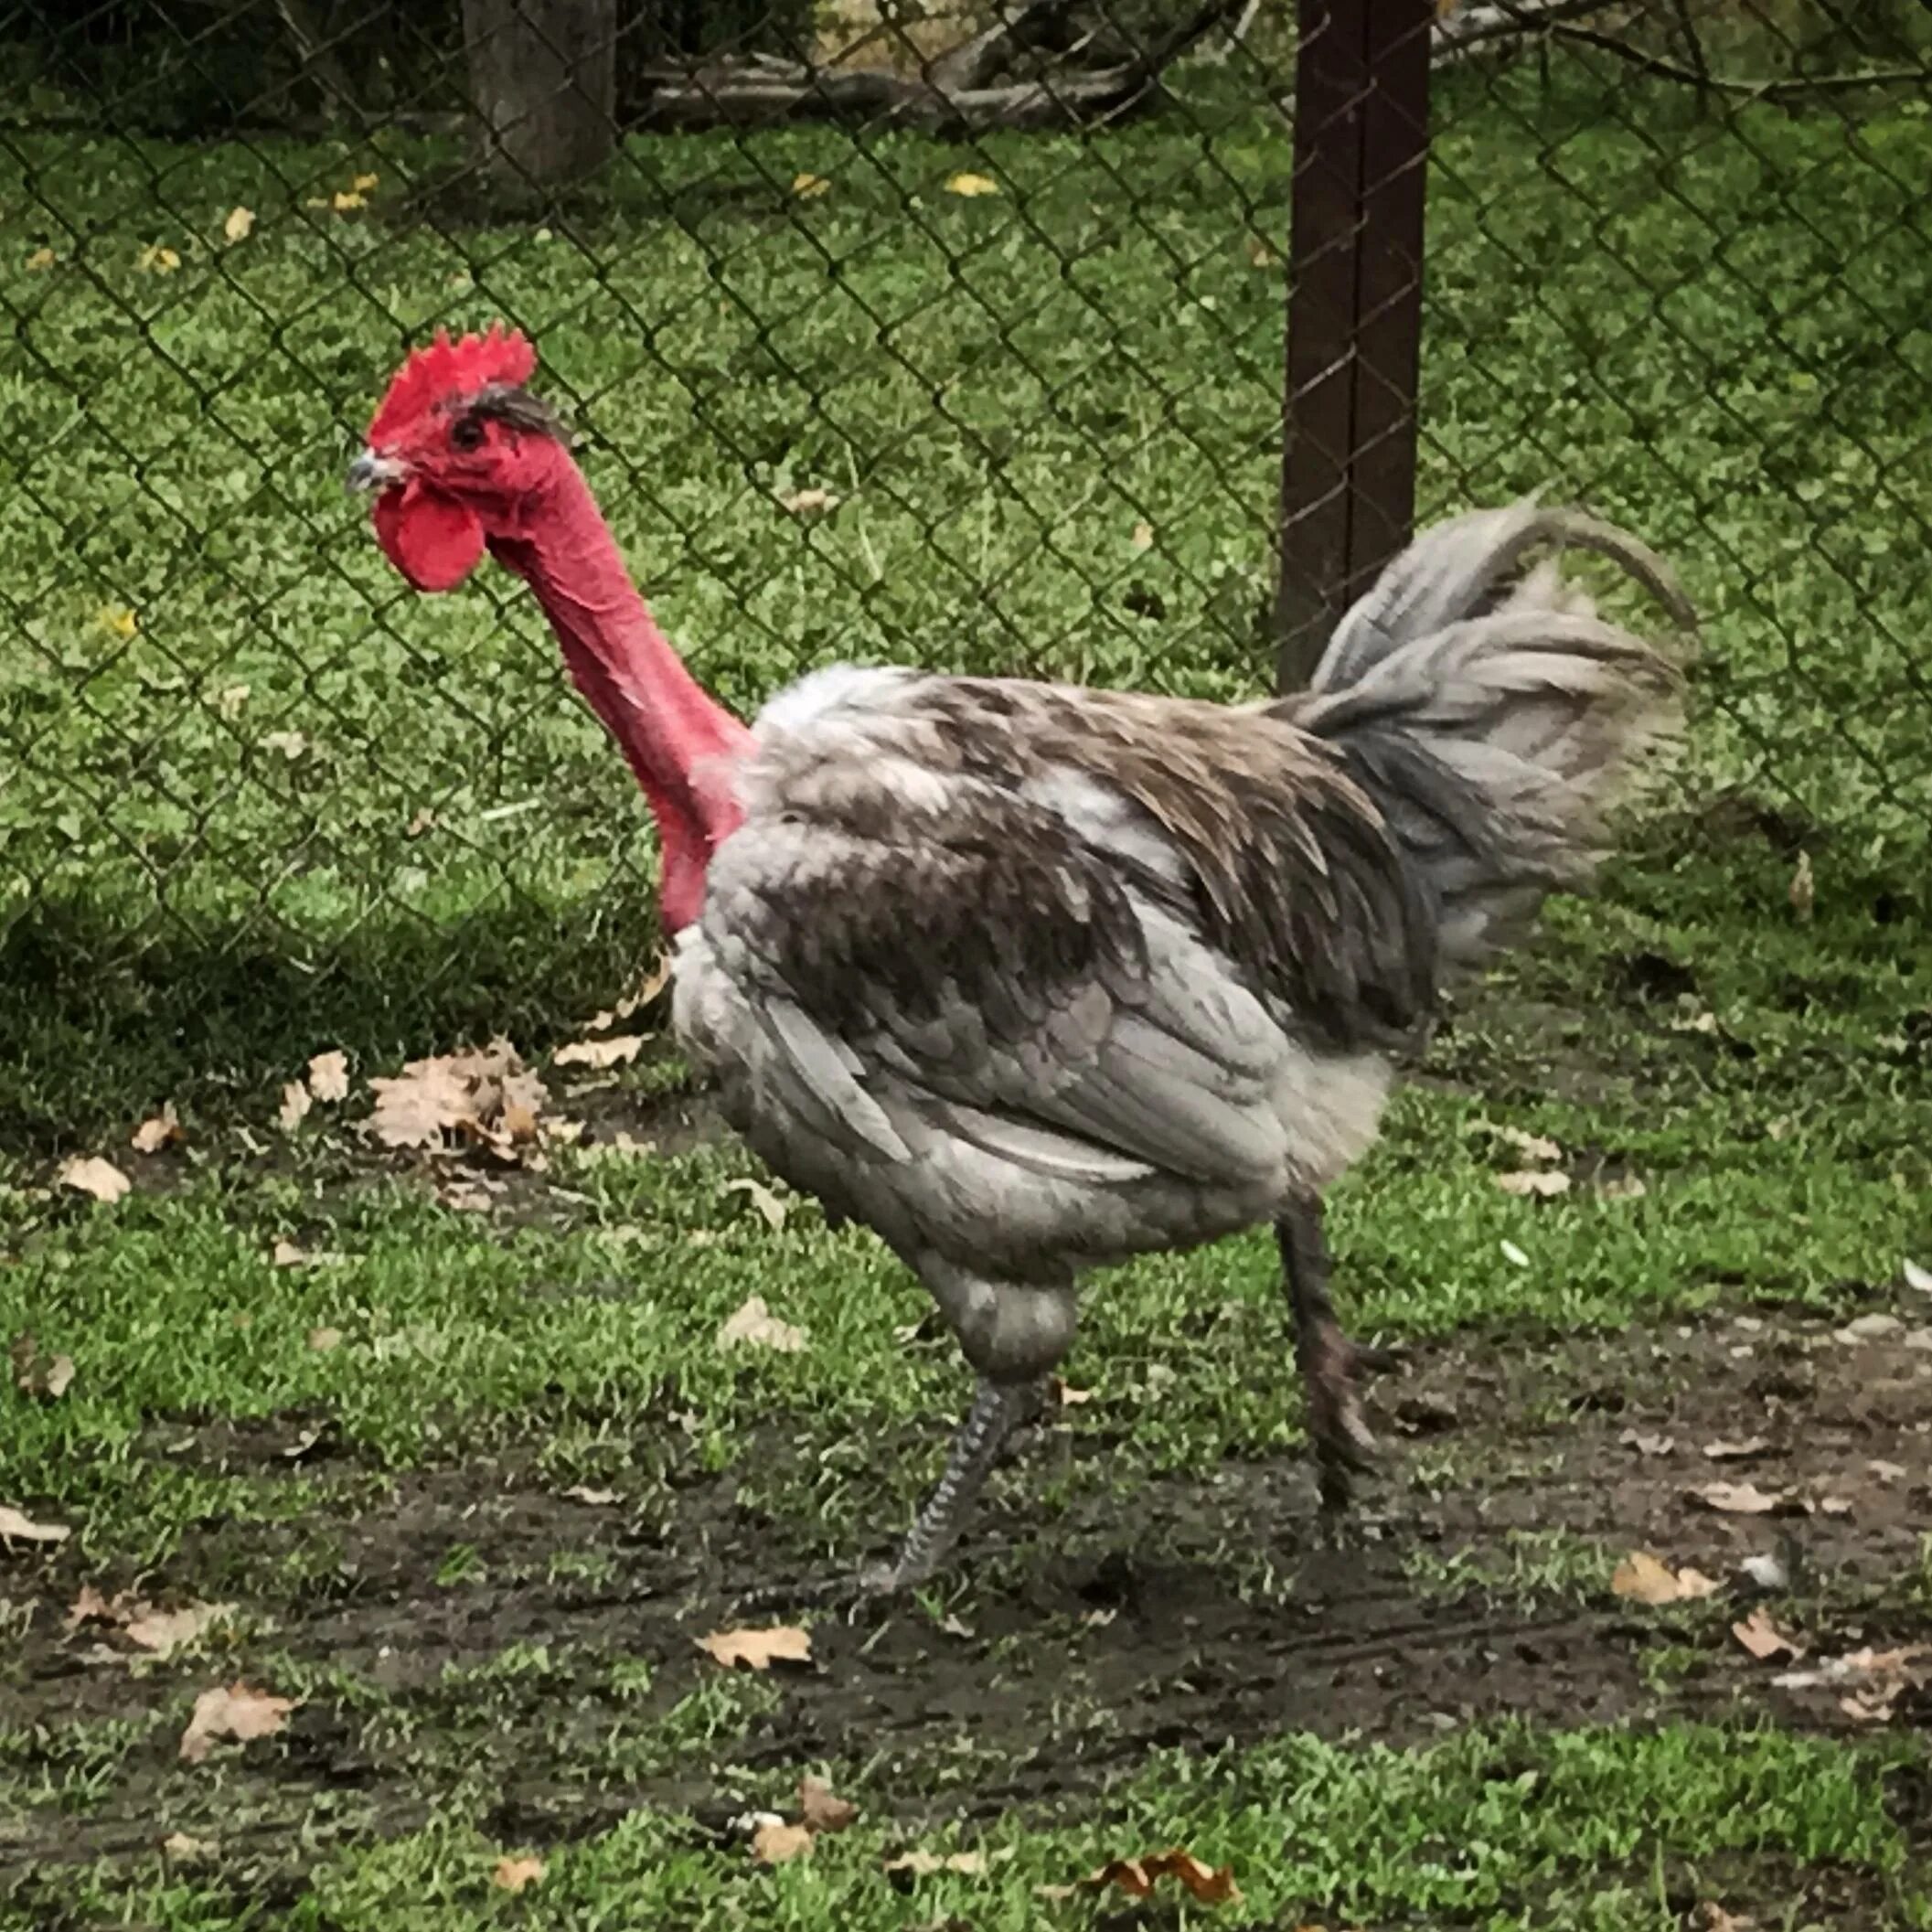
xmin=3 ymin=46 xmax=1932 ymax=1932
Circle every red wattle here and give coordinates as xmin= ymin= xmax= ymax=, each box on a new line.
xmin=374 ymin=481 xmax=486 ymax=592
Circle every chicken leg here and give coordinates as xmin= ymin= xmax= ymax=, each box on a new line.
xmin=859 ymin=1376 xmax=1047 ymax=1594
xmin=1276 ymin=1197 xmax=1393 ymax=1510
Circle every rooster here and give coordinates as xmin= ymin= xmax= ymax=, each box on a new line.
xmin=349 ymin=326 xmax=1690 ymax=1595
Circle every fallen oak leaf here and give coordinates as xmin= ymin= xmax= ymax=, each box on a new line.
xmin=161 ymin=1831 xmax=217 ymax=1863
xmin=1732 ymin=1609 xmax=1803 ymax=1661
xmin=552 ymin=1032 xmax=644 ymax=1070
xmin=277 ymin=1082 xmax=313 ymax=1132
xmin=723 ymin=1176 xmax=790 ymax=1232
xmin=716 ymin=1294 xmax=807 ymax=1353
xmin=1610 ymin=1552 xmax=1721 ymax=1606
xmin=1620 ymin=1428 xmax=1675 ymax=1457
xmin=10 ymin=1333 xmax=75 ymax=1402
xmin=306 ymin=1051 xmax=350 ymax=1103
xmin=697 ymin=1625 xmax=813 ymax=1670
xmin=1086 ymin=1848 xmax=1242 ymax=1905
xmin=131 ymin=1105 xmax=184 ymax=1153
xmin=0 ymin=1504 xmax=69 ymax=1545
xmin=1688 ymin=1480 xmax=1787 ymax=1516
xmin=561 ymin=1485 xmax=620 ymax=1506
xmin=1489 ymin=1123 xmax=1563 ymax=1163
xmin=58 ymin=1155 xmax=131 ymax=1204
xmin=491 ymin=1854 xmax=546 ymax=1894
xmin=178 ymin=1681 xmax=296 ymax=1763
xmin=123 ymin=1600 xmax=234 ymax=1659
xmin=752 ymin=1820 xmax=814 ymax=1865
xmin=1703 ymin=1437 xmax=1770 ymax=1461
xmin=799 ymin=1773 xmax=859 ymax=1834
xmin=1495 ymin=1169 xmax=1571 ymax=1198
xmin=884 ymin=1847 xmax=1006 ymax=1879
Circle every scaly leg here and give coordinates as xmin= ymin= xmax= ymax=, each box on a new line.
xmin=857 ymin=1376 xmax=1044 ymax=1595
xmin=1276 ymin=1196 xmax=1396 ymax=1512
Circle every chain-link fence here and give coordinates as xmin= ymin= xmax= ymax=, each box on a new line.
xmin=2 ymin=0 xmax=1928 ymax=1137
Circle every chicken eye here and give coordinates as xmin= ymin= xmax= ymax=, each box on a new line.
xmin=450 ymin=414 xmax=486 ymax=452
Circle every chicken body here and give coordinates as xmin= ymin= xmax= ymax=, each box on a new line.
xmin=669 ymin=510 xmax=1690 ymax=1590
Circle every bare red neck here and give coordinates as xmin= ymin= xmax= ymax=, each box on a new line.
xmin=487 ymin=464 xmax=752 ymax=932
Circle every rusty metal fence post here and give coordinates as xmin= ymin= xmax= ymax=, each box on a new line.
xmin=1276 ymin=0 xmax=1435 ymax=689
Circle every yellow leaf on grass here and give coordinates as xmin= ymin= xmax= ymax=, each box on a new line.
xmin=697 ymin=1625 xmax=813 ymax=1670
xmin=59 ymin=1155 xmax=132 ymax=1204
xmin=1610 ymin=1552 xmax=1720 ymax=1606
xmin=351 ymin=172 xmax=379 ymax=192
xmin=132 ymin=1104 xmax=184 ymax=1153
xmin=98 ymin=605 xmax=139 ymax=640
xmin=331 ymin=191 xmax=367 ymax=211
xmin=26 ymin=247 xmax=56 ymax=271
xmin=753 ymin=1820 xmax=814 ymax=1865
xmin=792 ymin=172 xmax=831 ymax=198
xmin=222 ymin=206 xmax=255 ymax=242
xmin=716 ymin=1294 xmax=807 ymax=1353
xmin=491 ymin=1854 xmax=546 ymax=1894
xmin=136 ymin=244 xmax=181 ymax=272
xmin=945 ymin=172 xmax=999 ymax=197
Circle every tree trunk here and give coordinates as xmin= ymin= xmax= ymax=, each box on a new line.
xmin=463 ymin=0 xmax=617 ymax=204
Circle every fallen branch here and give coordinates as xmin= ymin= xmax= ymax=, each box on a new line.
xmin=634 ymin=0 xmax=1244 ymax=133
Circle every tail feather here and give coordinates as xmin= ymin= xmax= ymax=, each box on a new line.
xmin=1279 ymin=501 xmax=1691 ymax=976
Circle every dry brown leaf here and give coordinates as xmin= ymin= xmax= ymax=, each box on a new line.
xmin=1492 ymin=1124 xmax=1563 ymax=1163
xmin=1688 ymin=1480 xmax=1785 ymax=1516
xmin=753 ymin=1820 xmax=815 ymax=1865
xmin=1695 ymin=1907 xmax=1756 ymax=1932
xmin=553 ymin=1032 xmax=645 ymax=1070
xmin=26 ymin=245 xmax=56 ymax=270
xmin=884 ymin=1848 xmax=998 ymax=1878
xmin=307 ymin=1051 xmax=350 ymax=1103
xmin=776 ymin=486 xmax=839 ymax=515
xmin=278 ymin=1081 xmax=313 ymax=1132
xmin=716 ymin=1294 xmax=807 ymax=1354
xmin=1620 ymin=1428 xmax=1675 ymax=1457
xmin=1051 ymin=1376 xmax=1095 ymax=1407
xmin=59 ymin=1155 xmax=131 ymax=1204
xmin=1495 ymin=1169 xmax=1571 ymax=1198
xmin=11 ymin=1333 xmax=74 ymax=1402
xmin=262 ymin=730 xmax=308 ymax=760
xmin=697 ymin=1625 xmax=813 ymax=1670
xmin=1130 ymin=520 xmax=1154 ymax=550
xmin=1244 ymin=232 xmax=1278 ymax=269
xmin=1702 ymin=1437 xmax=1770 ymax=1461
xmin=221 ymin=205 xmax=255 ymax=242
xmin=178 ymin=1681 xmax=295 ymax=1763
xmin=1732 ymin=1610 xmax=1802 ymax=1661
xmin=1086 ymin=1848 xmax=1242 ymax=1906
xmin=123 ymin=1600 xmax=233 ymax=1658
xmin=491 ymin=1854 xmax=546 ymax=1894
xmin=307 ymin=1327 xmax=343 ymax=1352
xmin=562 ymin=1485 xmax=620 ymax=1506
xmin=161 ymin=1831 xmax=217 ymax=1862
xmin=723 ymin=1177 xmax=790 ymax=1232
xmin=1610 ymin=1552 xmax=1720 ymax=1606
xmin=800 ymin=1774 xmax=859 ymax=1834
xmin=132 ymin=1105 xmax=184 ymax=1153
xmin=1598 ymin=1174 xmax=1649 ymax=1201
xmin=366 ymin=1041 xmax=549 ymax=1161
xmin=0 ymin=1504 xmax=69 ymax=1544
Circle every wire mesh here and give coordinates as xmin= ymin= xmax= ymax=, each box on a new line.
xmin=2 ymin=0 xmax=1928 ymax=1132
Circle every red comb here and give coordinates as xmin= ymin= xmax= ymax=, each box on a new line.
xmin=368 ymin=322 xmax=537 ymax=443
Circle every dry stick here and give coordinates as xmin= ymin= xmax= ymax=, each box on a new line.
xmin=1542 ymin=21 xmax=1929 ymax=100
xmin=634 ymin=0 xmax=1246 ymax=132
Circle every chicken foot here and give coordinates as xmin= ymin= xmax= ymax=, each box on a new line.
xmin=1276 ymin=1197 xmax=1400 ymax=1511
xmin=858 ymin=1375 xmax=1047 ymax=1595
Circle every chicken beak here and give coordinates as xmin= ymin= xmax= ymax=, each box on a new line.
xmin=346 ymin=448 xmax=408 ymax=495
